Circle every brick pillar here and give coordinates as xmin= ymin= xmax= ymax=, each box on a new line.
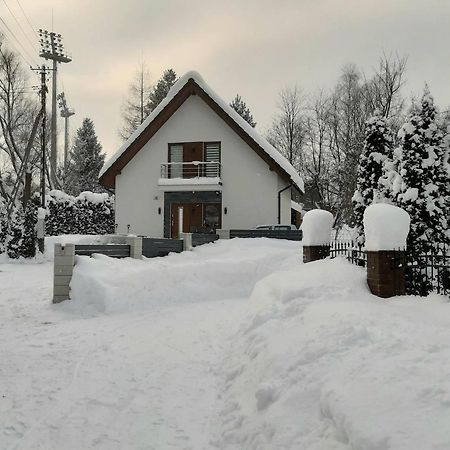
xmin=53 ymin=243 xmax=75 ymax=303
xmin=303 ymin=245 xmax=330 ymax=263
xmin=367 ymin=250 xmax=405 ymax=298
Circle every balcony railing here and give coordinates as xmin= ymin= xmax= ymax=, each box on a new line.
xmin=160 ymin=161 xmax=221 ymax=179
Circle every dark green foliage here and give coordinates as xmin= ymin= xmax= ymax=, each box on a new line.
xmin=230 ymin=94 xmax=256 ymax=128
xmin=147 ymin=69 xmax=177 ymax=112
xmin=352 ymin=112 xmax=393 ymax=244
xmin=65 ymin=118 xmax=105 ymax=196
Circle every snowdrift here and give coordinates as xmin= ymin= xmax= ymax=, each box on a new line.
xmin=218 ymin=258 xmax=450 ymax=449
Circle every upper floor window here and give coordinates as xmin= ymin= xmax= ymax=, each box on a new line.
xmin=167 ymin=142 xmax=221 ymax=178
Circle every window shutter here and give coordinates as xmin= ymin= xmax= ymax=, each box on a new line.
xmin=205 ymin=142 xmax=220 ymax=177
xmin=169 ymin=144 xmax=183 ymax=178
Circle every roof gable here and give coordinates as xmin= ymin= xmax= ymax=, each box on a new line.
xmin=99 ymin=71 xmax=304 ymax=192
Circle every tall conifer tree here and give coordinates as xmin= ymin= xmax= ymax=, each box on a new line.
xmin=396 ymin=88 xmax=448 ymax=254
xmin=352 ymin=112 xmax=394 ymax=243
xmin=147 ymin=69 xmax=177 ymax=112
xmin=65 ymin=118 xmax=105 ymax=195
xmin=230 ymin=94 xmax=256 ymax=127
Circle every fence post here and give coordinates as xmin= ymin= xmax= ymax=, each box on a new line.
xmin=53 ymin=243 xmax=75 ymax=303
xmin=180 ymin=232 xmax=193 ymax=251
xmin=216 ymin=229 xmax=230 ymax=239
xmin=364 ymin=204 xmax=410 ymax=298
xmin=301 ymin=209 xmax=333 ymax=263
xmin=125 ymin=236 xmax=143 ymax=259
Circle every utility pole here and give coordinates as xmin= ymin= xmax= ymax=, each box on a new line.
xmin=57 ymin=92 xmax=75 ymax=171
xmin=38 ymin=29 xmax=72 ymax=189
xmin=30 ymin=64 xmax=49 ymax=253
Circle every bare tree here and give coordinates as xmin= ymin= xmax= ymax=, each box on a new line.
xmin=362 ymin=52 xmax=407 ymax=119
xmin=119 ymin=63 xmax=152 ymax=141
xmin=0 ymin=39 xmax=42 ymax=211
xmin=267 ymin=87 xmax=306 ymax=171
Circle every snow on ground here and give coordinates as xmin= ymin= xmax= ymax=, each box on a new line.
xmin=1 ymin=237 xmax=450 ymax=450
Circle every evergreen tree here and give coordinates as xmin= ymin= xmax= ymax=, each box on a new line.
xmin=352 ymin=112 xmax=394 ymax=244
xmin=396 ymin=88 xmax=448 ymax=254
xmin=147 ymin=69 xmax=177 ymax=112
xmin=65 ymin=118 xmax=105 ymax=196
xmin=230 ymin=94 xmax=256 ymax=127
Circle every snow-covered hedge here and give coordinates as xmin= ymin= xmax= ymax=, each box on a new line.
xmin=0 ymin=190 xmax=115 ymax=258
xmin=45 ymin=190 xmax=115 ymax=236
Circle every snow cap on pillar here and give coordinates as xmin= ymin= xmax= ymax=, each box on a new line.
xmin=364 ymin=203 xmax=410 ymax=251
xmin=301 ymin=209 xmax=334 ymax=246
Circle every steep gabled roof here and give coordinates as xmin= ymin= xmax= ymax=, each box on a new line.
xmin=99 ymin=71 xmax=304 ymax=192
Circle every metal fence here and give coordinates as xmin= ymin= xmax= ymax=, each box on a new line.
xmin=74 ymin=244 xmax=130 ymax=258
xmin=191 ymin=233 xmax=219 ymax=247
xmin=330 ymin=240 xmax=367 ymax=267
xmin=405 ymin=243 xmax=450 ymax=296
xmin=229 ymin=229 xmax=303 ymax=241
xmin=142 ymin=237 xmax=183 ymax=258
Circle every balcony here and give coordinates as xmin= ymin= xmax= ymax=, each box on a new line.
xmin=158 ymin=161 xmax=222 ymax=188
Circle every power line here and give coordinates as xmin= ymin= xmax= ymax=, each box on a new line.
xmin=14 ymin=0 xmax=38 ymax=40
xmin=0 ymin=15 xmax=36 ymax=66
xmin=2 ymin=0 xmax=38 ymax=54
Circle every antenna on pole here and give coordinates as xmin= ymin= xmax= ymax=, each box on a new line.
xmin=38 ymin=29 xmax=72 ymax=188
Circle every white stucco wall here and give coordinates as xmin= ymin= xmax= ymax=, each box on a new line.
xmin=114 ymin=95 xmax=293 ymax=237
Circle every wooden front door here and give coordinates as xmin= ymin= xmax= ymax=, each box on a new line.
xmin=183 ymin=142 xmax=203 ymax=178
xmin=171 ymin=203 xmax=203 ymax=238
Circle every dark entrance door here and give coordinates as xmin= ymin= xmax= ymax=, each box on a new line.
xmin=170 ymin=203 xmax=203 ymax=238
xmin=183 ymin=142 xmax=203 ymax=178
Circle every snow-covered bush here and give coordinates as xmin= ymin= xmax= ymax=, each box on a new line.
xmin=0 ymin=198 xmax=6 ymax=254
xmin=45 ymin=190 xmax=115 ymax=236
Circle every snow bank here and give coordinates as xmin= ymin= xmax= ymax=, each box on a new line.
xmin=301 ymin=209 xmax=333 ymax=245
xmin=69 ymin=238 xmax=301 ymax=314
xmin=218 ymin=258 xmax=450 ymax=449
xmin=364 ymin=203 xmax=410 ymax=251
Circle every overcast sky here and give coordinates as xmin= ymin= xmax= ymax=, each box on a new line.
xmin=3 ymin=0 xmax=450 ymax=159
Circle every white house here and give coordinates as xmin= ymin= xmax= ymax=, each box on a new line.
xmin=99 ymin=71 xmax=304 ymax=238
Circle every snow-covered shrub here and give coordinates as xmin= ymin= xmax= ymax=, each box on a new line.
xmin=3 ymin=198 xmax=39 ymax=259
xmin=45 ymin=190 xmax=114 ymax=236
xmin=352 ymin=112 xmax=394 ymax=244
xmin=0 ymin=198 xmax=7 ymax=254
xmin=6 ymin=205 xmax=24 ymax=258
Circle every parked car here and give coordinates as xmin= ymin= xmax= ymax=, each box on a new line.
xmin=254 ymin=224 xmax=298 ymax=230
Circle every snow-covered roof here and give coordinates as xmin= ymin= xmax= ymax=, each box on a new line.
xmin=100 ymin=71 xmax=304 ymax=192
